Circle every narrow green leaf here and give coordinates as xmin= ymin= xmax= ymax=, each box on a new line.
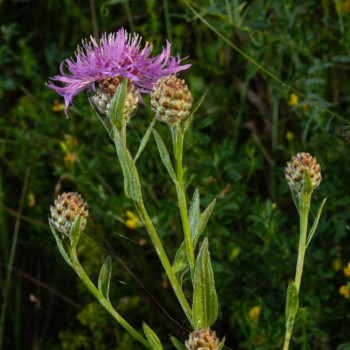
xmin=69 ymin=215 xmax=82 ymax=247
xmin=114 ymin=132 xmax=142 ymax=202
xmin=170 ymin=336 xmax=186 ymax=350
xmin=134 ymin=118 xmax=156 ymax=163
xmin=218 ymin=336 xmax=226 ymax=350
xmin=108 ymin=77 xmax=127 ymax=129
xmin=184 ymin=90 xmax=208 ymax=132
xmin=306 ymin=197 xmax=327 ymax=247
xmin=98 ymin=256 xmax=112 ymax=300
xmin=291 ymin=190 xmax=300 ymax=214
xmin=196 ymin=199 xmax=216 ymax=246
xmin=189 ymin=188 xmax=200 ymax=239
xmin=172 ymin=242 xmax=188 ymax=284
xmin=152 ymin=129 xmax=177 ymax=183
xmin=143 ymin=323 xmax=163 ymax=350
xmin=172 ymin=198 xmax=216 ymax=283
xmin=285 ymin=281 xmax=299 ymax=331
xmin=49 ymin=220 xmax=72 ymax=267
xmin=192 ymin=238 xmax=218 ymax=329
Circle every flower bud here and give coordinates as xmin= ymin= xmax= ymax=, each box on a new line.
xmin=151 ymin=75 xmax=193 ymax=125
xmin=285 ymin=152 xmax=322 ymax=193
xmin=50 ymin=192 xmax=89 ymax=236
xmin=88 ymin=77 xmax=139 ymax=122
xmin=185 ymin=328 xmax=219 ymax=350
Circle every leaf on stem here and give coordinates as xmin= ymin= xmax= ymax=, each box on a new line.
xmin=285 ymin=281 xmax=299 ymax=332
xmin=143 ymin=322 xmax=163 ymax=350
xmin=196 ymin=199 xmax=216 ymax=246
xmin=134 ymin=118 xmax=157 ymax=162
xmin=172 ymin=198 xmax=216 ymax=283
xmin=306 ymin=197 xmax=327 ymax=247
xmin=170 ymin=336 xmax=186 ymax=350
xmin=108 ymin=77 xmax=127 ymax=130
xmin=192 ymin=238 xmax=218 ymax=329
xmin=98 ymin=255 xmax=112 ymax=300
xmin=49 ymin=220 xmax=72 ymax=267
xmin=114 ymin=132 xmax=142 ymax=202
xmin=218 ymin=336 xmax=226 ymax=350
xmin=189 ymin=188 xmax=200 ymax=239
xmin=69 ymin=215 xmax=82 ymax=247
xmin=183 ymin=90 xmax=208 ymax=132
xmin=152 ymin=129 xmax=177 ymax=184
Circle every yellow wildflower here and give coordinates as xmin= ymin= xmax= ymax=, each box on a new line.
xmin=342 ymin=0 xmax=350 ymax=13
xmin=288 ymin=93 xmax=299 ymax=107
xmin=64 ymin=152 xmax=77 ymax=166
xmin=344 ymin=262 xmax=350 ymax=277
xmin=28 ymin=192 xmax=36 ymax=207
xmin=249 ymin=306 xmax=261 ymax=323
xmin=286 ymin=131 xmax=294 ymax=142
xmin=333 ymin=258 xmax=343 ymax=271
xmin=125 ymin=210 xmax=141 ymax=229
xmin=339 ymin=285 xmax=349 ymax=299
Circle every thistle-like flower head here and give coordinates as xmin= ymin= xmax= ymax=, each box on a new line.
xmin=185 ymin=328 xmax=219 ymax=350
xmin=47 ymin=28 xmax=191 ymax=116
xmin=151 ymin=74 xmax=193 ymax=125
xmin=50 ymin=192 xmax=89 ymax=236
xmin=285 ymin=152 xmax=322 ymax=193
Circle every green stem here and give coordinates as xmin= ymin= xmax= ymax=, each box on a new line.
xmin=68 ymin=246 xmax=151 ymax=349
xmin=282 ymin=191 xmax=311 ymax=350
xmin=135 ymin=201 xmax=194 ymax=326
xmin=172 ymin=125 xmax=195 ymax=281
xmin=114 ymin=129 xmax=194 ymax=326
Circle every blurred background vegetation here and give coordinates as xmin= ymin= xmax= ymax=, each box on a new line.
xmin=1 ymin=0 xmax=350 ymax=349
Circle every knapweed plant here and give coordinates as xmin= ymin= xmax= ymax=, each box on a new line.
xmin=47 ymin=29 xmax=223 ymax=350
xmin=283 ymin=152 xmax=326 ymax=350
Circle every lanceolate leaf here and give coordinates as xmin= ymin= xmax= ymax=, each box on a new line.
xmin=172 ymin=198 xmax=216 ymax=283
xmin=108 ymin=77 xmax=127 ymax=129
xmin=114 ymin=131 xmax=142 ymax=202
xmin=134 ymin=118 xmax=156 ymax=162
xmin=192 ymin=238 xmax=218 ymax=329
xmin=195 ymin=199 xmax=216 ymax=246
xmin=189 ymin=188 xmax=200 ymax=239
xmin=69 ymin=215 xmax=82 ymax=247
xmin=306 ymin=197 xmax=327 ymax=247
xmin=285 ymin=281 xmax=299 ymax=331
xmin=152 ymin=129 xmax=177 ymax=184
xmin=170 ymin=336 xmax=186 ymax=350
xmin=98 ymin=255 xmax=112 ymax=300
xmin=184 ymin=90 xmax=208 ymax=132
xmin=218 ymin=336 xmax=226 ymax=350
xmin=49 ymin=220 xmax=72 ymax=267
xmin=143 ymin=323 xmax=163 ymax=350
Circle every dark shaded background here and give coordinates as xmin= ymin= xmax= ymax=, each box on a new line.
xmin=1 ymin=0 xmax=350 ymax=349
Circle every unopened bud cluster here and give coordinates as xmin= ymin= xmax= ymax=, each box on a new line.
xmin=151 ymin=75 xmax=192 ymax=125
xmin=88 ymin=77 xmax=139 ymax=122
xmin=50 ymin=192 xmax=89 ymax=236
xmin=285 ymin=152 xmax=322 ymax=193
xmin=185 ymin=328 xmax=219 ymax=350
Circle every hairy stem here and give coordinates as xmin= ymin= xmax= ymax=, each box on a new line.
xmin=283 ymin=190 xmax=311 ymax=350
xmin=135 ymin=200 xmax=194 ymax=326
xmin=172 ymin=125 xmax=195 ymax=281
xmin=68 ymin=246 xmax=151 ymax=349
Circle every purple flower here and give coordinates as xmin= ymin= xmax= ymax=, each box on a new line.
xmin=47 ymin=28 xmax=191 ymax=117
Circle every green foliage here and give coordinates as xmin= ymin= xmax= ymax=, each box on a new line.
xmin=192 ymin=238 xmax=218 ymax=329
xmin=2 ymin=0 xmax=350 ymax=349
